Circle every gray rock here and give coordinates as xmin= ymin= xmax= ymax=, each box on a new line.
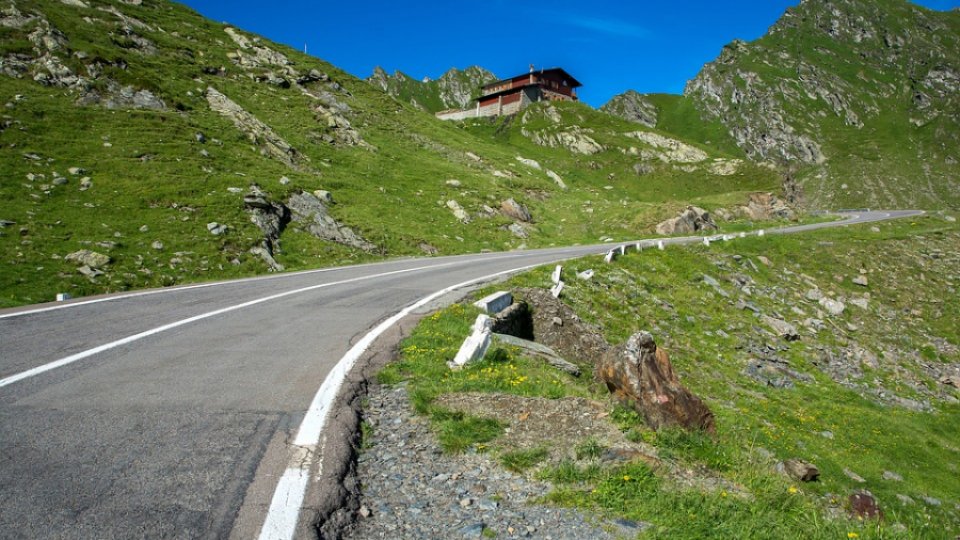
xmin=819 ymin=297 xmax=845 ymax=316
xmin=656 ymin=206 xmax=717 ymax=235
xmin=288 ymin=191 xmax=376 ymax=252
xmin=776 ymin=458 xmax=819 ymax=482
xmin=849 ymin=297 xmax=869 ymax=310
xmin=491 ymin=333 xmax=581 ymax=377
xmin=702 ymin=274 xmax=730 ymax=298
xmin=445 ymin=179 xmax=462 ymax=188
xmin=852 ymin=275 xmax=869 ymax=287
xmin=507 ymin=223 xmax=529 ymax=239
xmin=843 ymin=468 xmax=866 ymax=483
xmin=882 ymin=470 xmax=903 ymax=482
xmin=446 ymin=200 xmax=470 ymax=223
xmin=805 ymin=289 xmax=823 ymax=302
xmin=922 ymin=496 xmax=941 ymax=506
xmin=65 ymin=249 xmax=110 ymax=269
xmin=206 ymin=222 xmax=228 ymax=235
xmin=895 ymin=494 xmax=914 ymax=505
xmin=500 ymin=198 xmax=532 ymax=222
xmin=762 ymin=315 xmax=800 ymax=341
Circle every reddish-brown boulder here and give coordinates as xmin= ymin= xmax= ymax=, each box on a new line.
xmin=596 ymin=332 xmax=715 ymax=433
xmin=849 ymin=491 xmax=883 ymax=520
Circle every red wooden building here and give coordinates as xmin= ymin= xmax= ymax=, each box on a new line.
xmin=437 ymin=67 xmax=582 ymax=120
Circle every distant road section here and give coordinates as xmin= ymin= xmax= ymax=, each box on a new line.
xmin=0 ymin=210 xmax=921 ymax=538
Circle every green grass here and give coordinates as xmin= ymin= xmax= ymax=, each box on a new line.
xmin=0 ymin=0 xmax=780 ymax=307
xmin=377 ymin=215 xmax=960 ymax=538
xmin=499 ymin=447 xmax=549 ymax=473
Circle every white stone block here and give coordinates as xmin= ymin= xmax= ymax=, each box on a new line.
xmin=550 ymin=281 xmax=564 ymax=298
xmin=449 ymin=314 xmax=493 ymax=369
xmin=551 ymin=265 xmax=562 ymax=285
xmin=657 ymin=241 xmax=665 ymax=250
xmin=703 ymin=237 xmax=711 ymax=246
xmin=473 ymin=291 xmax=513 ymax=314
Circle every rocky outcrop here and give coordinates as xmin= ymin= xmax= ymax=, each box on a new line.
xmin=522 ymin=126 xmax=604 ymax=155
xmin=244 ymin=185 xmax=290 ymax=270
xmin=206 ymin=87 xmax=306 ymax=170
xmin=367 ymin=66 xmax=496 ymax=112
xmin=601 ymin=90 xmax=658 ymax=128
xmin=287 ymin=191 xmax=376 ymax=252
xmin=596 ymin=332 xmax=716 ymax=433
xmin=737 ymin=192 xmax=796 ymax=221
xmin=623 ymin=131 xmax=708 ymax=163
xmin=655 ymin=206 xmax=717 ymax=235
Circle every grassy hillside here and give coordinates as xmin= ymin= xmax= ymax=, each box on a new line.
xmin=0 ymin=0 xmax=779 ymax=307
xmin=680 ymin=0 xmax=960 ymax=209
xmin=379 ymin=213 xmax=960 ymax=539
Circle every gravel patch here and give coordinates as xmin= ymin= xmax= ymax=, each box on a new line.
xmin=343 ymin=383 xmax=627 ymax=540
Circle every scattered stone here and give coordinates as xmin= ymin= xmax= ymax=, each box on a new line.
xmin=278 ymin=175 xmax=290 ymax=185
xmin=67 ymin=167 xmax=84 ymax=175
xmin=576 ymin=269 xmax=595 ymax=281
xmin=546 ymin=170 xmax=567 ymax=190
xmin=852 ymin=275 xmax=869 ymax=287
xmin=805 ymin=288 xmax=823 ymax=302
xmin=515 ymin=156 xmax=541 ymax=170
xmin=843 ymin=468 xmax=866 ymax=483
xmin=849 ymin=491 xmax=883 ymax=519
xmin=762 ymin=315 xmax=800 ymax=341
xmin=896 ymin=494 xmax=915 ymax=505
xmin=882 ymin=470 xmax=903 ymax=482
xmin=445 ymin=179 xmax=462 ymax=188
xmin=921 ymin=496 xmax=941 ymax=506
xmin=206 ymin=222 xmax=228 ymax=235
xmin=849 ymin=297 xmax=869 ymax=310
xmin=151 ymin=240 xmax=164 ymax=250
xmin=65 ymin=249 xmax=110 ymax=269
xmin=52 ymin=177 xmax=68 ymax=186
xmin=446 ymin=200 xmax=470 ymax=223
xmin=702 ymin=274 xmax=730 ymax=298
xmin=758 ymin=256 xmax=772 ymax=266
xmin=596 ymin=332 xmax=715 ymax=433
xmin=819 ymin=430 xmax=834 ymax=439
xmin=819 ymin=297 xmax=845 ymax=316
xmin=77 ymin=265 xmax=103 ymax=278
xmin=508 ymin=222 xmax=529 ymax=239
xmin=777 ymin=459 xmax=820 ymax=482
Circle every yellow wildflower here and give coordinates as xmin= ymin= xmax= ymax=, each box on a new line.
xmin=847 ymin=533 xmax=859 ymax=539
xmin=788 ymin=486 xmax=798 ymax=494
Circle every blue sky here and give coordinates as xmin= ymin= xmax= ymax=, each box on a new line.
xmin=179 ymin=0 xmax=958 ymax=107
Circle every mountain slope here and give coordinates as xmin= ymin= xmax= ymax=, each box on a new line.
xmin=682 ymin=0 xmax=960 ymax=209
xmin=367 ymin=65 xmax=496 ymax=112
xmin=0 ymin=0 xmax=777 ymax=308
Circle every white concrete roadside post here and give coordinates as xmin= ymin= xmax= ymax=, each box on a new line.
xmin=657 ymin=240 xmax=665 ymax=250
xmin=551 ymin=265 xmax=562 ymax=285
xmin=758 ymin=229 xmax=765 ymax=237
xmin=449 ymin=314 xmax=494 ymax=369
xmin=604 ymin=250 xmax=616 ymax=264
xmin=703 ymin=237 xmax=711 ymax=247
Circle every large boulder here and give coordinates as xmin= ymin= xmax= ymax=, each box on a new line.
xmin=596 ymin=332 xmax=715 ymax=433
xmin=288 ymin=191 xmax=376 ymax=252
xmin=655 ymin=206 xmax=717 ymax=235
xmin=739 ymin=192 xmax=796 ymax=220
xmin=500 ymin=198 xmax=532 ymax=223
xmin=65 ymin=249 xmax=110 ymax=269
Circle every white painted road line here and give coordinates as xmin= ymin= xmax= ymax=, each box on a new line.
xmin=258 ymin=260 xmax=551 ymax=540
xmin=0 ymin=262 xmax=463 ymax=389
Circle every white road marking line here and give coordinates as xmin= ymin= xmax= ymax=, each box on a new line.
xmin=0 ymin=251 xmax=538 ymax=320
xmin=0 ymin=262 xmax=461 ymax=389
xmin=258 ymin=259 xmax=555 ymax=540
xmin=258 ymin=468 xmax=310 ymax=540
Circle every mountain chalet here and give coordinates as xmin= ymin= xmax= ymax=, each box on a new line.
xmin=436 ymin=67 xmax=582 ymax=121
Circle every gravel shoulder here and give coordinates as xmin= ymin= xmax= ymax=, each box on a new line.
xmin=342 ymin=382 xmax=638 ymax=540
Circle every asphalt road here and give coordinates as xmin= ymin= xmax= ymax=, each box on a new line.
xmin=0 ymin=210 xmax=921 ymax=539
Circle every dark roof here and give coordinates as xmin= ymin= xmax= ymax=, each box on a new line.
xmin=481 ymin=68 xmax=582 ymax=90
